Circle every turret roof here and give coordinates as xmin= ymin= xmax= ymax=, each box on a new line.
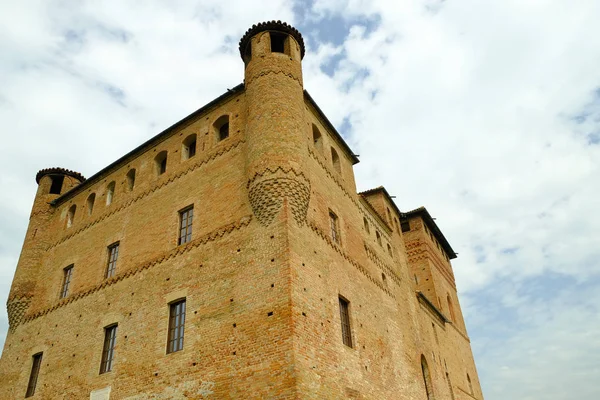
xmin=239 ymin=20 xmax=306 ymax=59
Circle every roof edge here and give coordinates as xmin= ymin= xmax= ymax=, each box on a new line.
xmin=36 ymin=168 xmax=85 ymax=184
xmin=402 ymin=206 xmax=457 ymax=259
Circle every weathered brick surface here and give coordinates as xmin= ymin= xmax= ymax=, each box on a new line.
xmin=0 ymin=21 xmax=483 ymax=399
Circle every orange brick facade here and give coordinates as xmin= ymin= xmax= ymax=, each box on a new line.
xmin=0 ymin=21 xmax=483 ymax=399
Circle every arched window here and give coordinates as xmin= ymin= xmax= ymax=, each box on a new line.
xmin=387 ymin=243 xmax=393 ymax=257
xmin=182 ymin=134 xmax=197 ymax=160
xmin=86 ymin=193 xmax=96 ymax=215
xmin=214 ymin=115 xmax=229 ymax=142
xmin=331 ymin=147 xmax=341 ymax=174
xmin=387 ymin=207 xmax=392 ymax=223
xmin=106 ymin=181 xmax=115 ymax=206
xmin=447 ymin=294 xmax=456 ymax=322
xmin=66 ymin=205 xmax=76 ymax=228
xmin=376 ymin=231 xmax=382 ymax=246
xmin=363 ymin=217 xmax=370 ymax=234
xmin=467 ymin=374 xmax=473 ymax=395
xmin=381 ymin=273 xmax=386 ymax=284
xmin=312 ymin=124 xmax=323 ymax=153
xmin=126 ymin=169 xmax=136 ymax=191
xmin=155 ymin=151 xmax=168 ymax=175
xmin=421 ymin=355 xmax=435 ymax=400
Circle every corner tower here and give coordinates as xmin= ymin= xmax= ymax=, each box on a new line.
xmin=6 ymin=168 xmax=84 ymax=331
xmin=239 ymin=21 xmax=311 ymax=226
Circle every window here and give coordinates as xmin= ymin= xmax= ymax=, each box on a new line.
xmin=376 ymin=231 xmax=382 ymax=246
xmin=126 ymin=169 xmax=136 ymax=191
xmin=100 ymin=324 xmax=117 ymax=374
xmin=270 ymin=32 xmax=287 ymax=54
xmin=387 ymin=207 xmax=392 ymax=223
xmin=167 ymin=299 xmax=186 ymax=353
xmin=106 ymin=181 xmax=115 ymax=206
xmin=178 ymin=206 xmax=194 ymax=245
xmin=329 ymin=211 xmax=340 ymax=244
xmin=86 ymin=193 xmax=96 ymax=215
xmin=401 ymin=220 xmax=410 ymax=232
xmin=66 ymin=205 xmax=76 ymax=228
xmin=363 ymin=217 xmax=370 ymax=234
xmin=331 ymin=147 xmax=341 ymax=174
xmin=155 ymin=151 xmax=168 ymax=175
xmin=60 ymin=265 xmax=73 ymax=299
xmin=421 ymin=355 xmax=435 ymax=400
xmin=387 ymin=243 xmax=393 ymax=257
xmin=467 ymin=374 xmax=474 ymax=394
xmin=312 ymin=124 xmax=323 ymax=153
xmin=106 ymin=242 xmax=119 ymax=278
xmin=447 ymin=294 xmax=456 ymax=322
xmin=339 ymin=297 xmax=353 ymax=347
xmin=182 ymin=134 xmax=197 ymax=160
xmin=394 ymin=217 xmax=399 ymax=233
xmin=214 ymin=115 xmax=229 ymax=141
xmin=25 ymin=352 xmax=43 ymax=397
xmin=49 ymin=175 xmax=64 ymax=194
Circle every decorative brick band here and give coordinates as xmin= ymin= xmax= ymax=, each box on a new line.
xmin=6 ymin=296 xmax=32 ymax=331
xmin=248 ymin=167 xmax=311 ymax=226
xmin=364 ymin=243 xmax=402 ymax=287
xmin=16 ymin=215 xmax=253 ymax=329
xmin=307 ymin=220 xmax=395 ymax=299
xmin=246 ymin=69 xmax=302 ymax=87
xmin=47 ymin=139 xmax=245 ymax=250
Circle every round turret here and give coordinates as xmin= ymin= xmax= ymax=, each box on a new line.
xmin=241 ymin=21 xmax=311 ymax=226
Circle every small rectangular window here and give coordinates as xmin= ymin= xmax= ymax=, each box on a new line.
xmin=178 ymin=206 xmax=194 ymax=245
xmin=25 ymin=352 xmax=43 ymax=398
xmin=100 ymin=325 xmax=117 ymax=374
xmin=188 ymin=140 xmax=196 ymax=158
xmin=167 ymin=299 xmax=186 ymax=353
xmin=339 ymin=296 xmax=353 ymax=347
xmin=329 ymin=211 xmax=340 ymax=244
xmin=60 ymin=265 xmax=73 ymax=299
xmin=270 ymin=32 xmax=286 ymax=53
xmin=219 ymin=123 xmax=229 ymax=141
xmin=49 ymin=175 xmax=64 ymax=195
xmin=106 ymin=242 xmax=119 ymax=278
xmin=401 ymin=220 xmax=411 ymax=232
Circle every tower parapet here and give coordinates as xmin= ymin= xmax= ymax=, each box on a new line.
xmin=240 ymin=21 xmax=311 ymax=225
xmin=7 ymin=167 xmax=84 ymax=330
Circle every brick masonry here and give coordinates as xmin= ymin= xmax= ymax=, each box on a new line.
xmin=0 ymin=21 xmax=483 ymax=399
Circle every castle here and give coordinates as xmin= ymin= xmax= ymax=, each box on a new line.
xmin=0 ymin=21 xmax=483 ymax=399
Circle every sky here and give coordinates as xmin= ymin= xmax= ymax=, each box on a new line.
xmin=1 ymin=1 xmax=599 ymax=399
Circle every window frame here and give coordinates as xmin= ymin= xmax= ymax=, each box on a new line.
xmin=60 ymin=265 xmax=73 ymax=299
xmin=338 ymin=296 xmax=353 ymax=348
xmin=25 ymin=352 xmax=43 ymax=398
xmin=106 ymin=242 xmax=120 ymax=279
xmin=329 ymin=211 xmax=340 ymax=245
xmin=167 ymin=299 xmax=187 ymax=354
xmin=178 ymin=205 xmax=194 ymax=246
xmin=100 ymin=324 xmax=118 ymax=374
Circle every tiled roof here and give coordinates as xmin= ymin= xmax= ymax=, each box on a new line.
xmin=35 ymin=168 xmax=85 ymax=184
xmin=239 ymin=20 xmax=306 ymax=59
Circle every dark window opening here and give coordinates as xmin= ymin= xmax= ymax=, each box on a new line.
xmin=244 ymin=42 xmax=252 ymax=62
xmin=100 ymin=325 xmax=117 ymax=374
xmin=401 ymin=220 xmax=411 ymax=232
xmin=339 ymin=297 xmax=353 ymax=347
xmin=126 ymin=169 xmax=136 ymax=191
xmin=183 ymin=134 xmax=197 ymax=160
xmin=49 ymin=175 xmax=64 ymax=194
xmin=270 ymin=32 xmax=286 ymax=53
xmin=106 ymin=242 xmax=119 ymax=279
xmin=60 ymin=265 xmax=73 ymax=299
xmin=25 ymin=352 xmax=43 ymax=398
xmin=421 ymin=355 xmax=434 ymax=400
xmin=155 ymin=151 xmax=168 ymax=175
xmin=219 ymin=123 xmax=229 ymax=141
xmin=178 ymin=206 xmax=194 ymax=245
xmin=188 ymin=140 xmax=196 ymax=157
xmin=214 ymin=115 xmax=230 ymax=142
xmin=329 ymin=211 xmax=340 ymax=244
xmin=167 ymin=299 xmax=186 ymax=353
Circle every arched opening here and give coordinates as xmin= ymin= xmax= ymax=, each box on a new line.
xmin=381 ymin=273 xmax=386 ymax=284
xmin=155 ymin=151 xmax=168 ymax=175
xmin=49 ymin=175 xmax=65 ymax=194
xmin=66 ymin=205 xmax=76 ymax=228
xmin=331 ymin=147 xmax=341 ymax=174
xmin=312 ymin=124 xmax=323 ymax=153
xmin=182 ymin=134 xmax=197 ymax=160
xmin=467 ymin=374 xmax=474 ymax=395
xmin=126 ymin=169 xmax=136 ymax=191
xmin=214 ymin=115 xmax=230 ymax=142
xmin=86 ymin=193 xmax=96 ymax=216
xmin=376 ymin=231 xmax=382 ymax=246
xmin=106 ymin=181 xmax=115 ymax=206
xmin=387 ymin=243 xmax=393 ymax=257
xmin=363 ymin=217 xmax=370 ymax=234
xmin=447 ymin=294 xmax=456 ymax=322
xmin=387 ymin=207 xmax=392 ymax=223
xmin=421 ymin=355 xmax=435 ymax=400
